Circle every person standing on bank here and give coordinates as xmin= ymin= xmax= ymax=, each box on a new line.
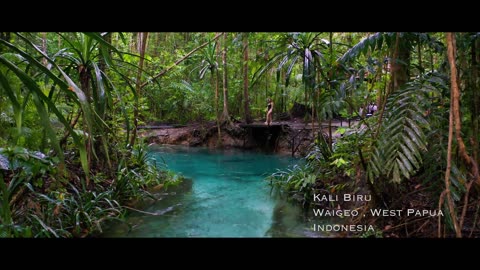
xmin=265 ymin=97 xmax=274 ymax=126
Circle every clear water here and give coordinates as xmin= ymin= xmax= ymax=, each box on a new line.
xmin=105 ymin=145 xmax=322 ymax=237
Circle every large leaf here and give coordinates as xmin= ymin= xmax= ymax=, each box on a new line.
xmin=92 ymin=62 xmax=106 ymax=117
xmin=0 ymin=71 xmax=22 ymax=133
xmin=0 ymin=37 xmax=71 ymax=91
xmin=83 ymin=32 xmax=123 ymax=65
xmin=0 ymin=48 xmax=90 ymax=177
xmin=0 ymin=56 xmax=64 ymax=164
xmin=339 ymin=33 xmax=384 ymax=63
xmin=15 ymin=33 xmax=99 ymax=174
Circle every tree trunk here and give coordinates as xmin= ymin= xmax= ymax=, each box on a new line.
xmin=212 ymin=67 xmax=222 ymax=145
xmin=416 ymin=34 xmax=423 ymax=76
xmin=471 ymin=37 xmax=479 ymax=165
xmin=391 ymin=33 xmax=410 ymax=91
xmin=243 ymin=33 xmax=252 ymax=124
xmin=444 ymin=32 xmax=480 ymax=237
xmin=221 ymin=32 xmax=230 ymax=123
xmin=445 ymin=32 xmax=463 ymax=237
xmin=447 ymin=33 xmax=480 ymax=185
xmin=79 ymin=66 xmax=91 ymax=102
xmin=281 ymin=69 xmax=285 ymax=113
xmin=79 ymin=66 xmax=92 ymax=185
xmin=153 ymin=33 xmax=161 ymax=56
xmin=265 ymin=73 xmax=269 ymax=109
xmin=213 ymin=35 xmax=222 ymax=146
xmin=375 ymin=32 xmax=411 ymax=140
xmin=130 ymin=32 xmax=149 ymax=147
xmin=130 ymin=32 xmax=138 ymax=52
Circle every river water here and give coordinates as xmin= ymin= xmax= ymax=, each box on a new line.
xmin=104 ymin=145 xmax=323 ymax=237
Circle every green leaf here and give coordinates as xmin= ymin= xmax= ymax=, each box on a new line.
xmin=397 ymin=151 xmax=414 ymax=174
xmin=384 ymin=155 xmax=397 ymax=175
xmin=367 ymin=168 xmax=375 ymax=183
xmin=384 ymin=118 xmax=404 ymax=134
xmin=102 ymin=74 xmax=130 ymax=147
xmin=392 ymin=162 xmax=401 ymax=183
xmin=251 ymin=51 xmax=285 ymax=88
xmin=396 ymin=157 xmax=410 ymax=179
xmin=285 ymin=55 xmax=300 ymax=88
xmin=117 ymin=32 xmax=128 ymax=45
xmin=0 ymin=54 xmax=89 ymax=177
xmin=367 ymin=72 xmax=439 ymax=184
xmin=92 ymin=62 xmax=106 ymax=114
xmin=402 ymin=134 xmax=422 ymax=161
xmin=377 ymin=35 xmax=384 ymax=51
xmin=399 ymin=143 xmax=420 ymax=169
xmin=405 ymin=126 xmax=427 ymax=151
xmin=339 ymin=32 xmax=383 ymax=63
xmin=0 ymin=36 xmax=71 ymax=91
xmin=31 ymin=214 xmax=59 ymax=238
xmin=0 ymin=56 xmax=64 ymax=164
xmin=405 ymin=117 xmax=424 ymax=140
xmin=369 ymin=37 xmax=376 ymax=52
xmin=0 ymin=71 xmax=23 ymax=134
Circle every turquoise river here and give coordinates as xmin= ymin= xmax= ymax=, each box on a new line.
xmin=104 ymin=145 xmax=325 ymax=237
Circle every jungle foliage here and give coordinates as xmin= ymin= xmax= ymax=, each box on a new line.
xmin=1 ymin=32 xmax=479 ymax=237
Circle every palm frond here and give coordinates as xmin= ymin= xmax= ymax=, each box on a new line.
xmin=367 ymin=73 xmax=444 ymax=183
xmin=251 ymin=50 xmax=286 ymax=88
xmin=339 ymin=33 xmax=389 ymax=63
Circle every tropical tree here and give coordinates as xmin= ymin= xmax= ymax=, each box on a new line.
xmin=221 ymin=32 xmax=231 ymax=124
xmin=243 ymin=32 xmax=252 ymax=124
xmin=130 ymin=32 xmax=149 ymax=146
xmin=339 ymin=32 xmax=447 ymax=184
xmin=0 ymin=32 xmax=135 ymax=186
xmin=252 ymin=32 xmax=331 ymax=134
xmin=197 ymin=39 xmax=222 ymax=143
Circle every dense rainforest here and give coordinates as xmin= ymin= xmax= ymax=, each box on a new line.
xmin=0 ymin=32 xmax=479 ymax=238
